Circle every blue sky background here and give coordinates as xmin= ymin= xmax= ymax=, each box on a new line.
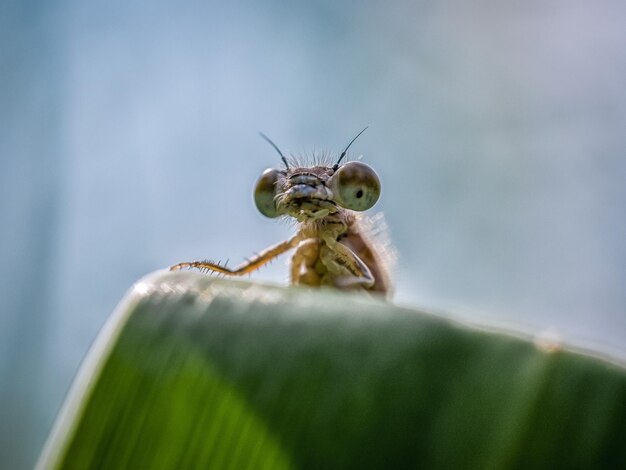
xmin=2 ymin=1 xmax=625 ymax=467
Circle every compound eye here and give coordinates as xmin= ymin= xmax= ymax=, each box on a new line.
xmin=328 ymin=161 xmax=381 ymax=211
xmin=254 ymin=168 xmax=284 ymax=218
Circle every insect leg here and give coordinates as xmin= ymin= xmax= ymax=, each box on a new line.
xmin=322 ymin=241 xmax=375 ymax=289
xmin=291 ymin=238 xmax=322 ymax=286
xmin=170 ymin=235 xmax=302 ymax=276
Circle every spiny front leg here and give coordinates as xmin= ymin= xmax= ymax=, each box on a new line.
xmin=170 ymin=235 xmax=302 ymax=276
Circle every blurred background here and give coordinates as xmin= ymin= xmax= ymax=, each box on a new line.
xmin=1 ymin=0 xmax=625 ymax=467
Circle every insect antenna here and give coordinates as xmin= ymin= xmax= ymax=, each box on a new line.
xmin=333 ymin=126 xmax=369 ymax=170
xmin=259 ymin=132 xmax=289 ymax=169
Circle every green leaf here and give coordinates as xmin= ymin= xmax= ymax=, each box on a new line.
xmin=39 ymin=271 xmax=626 ymax=469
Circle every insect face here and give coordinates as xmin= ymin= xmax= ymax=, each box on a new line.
xmin=254 ymin=162 xmax=381 ymax=222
